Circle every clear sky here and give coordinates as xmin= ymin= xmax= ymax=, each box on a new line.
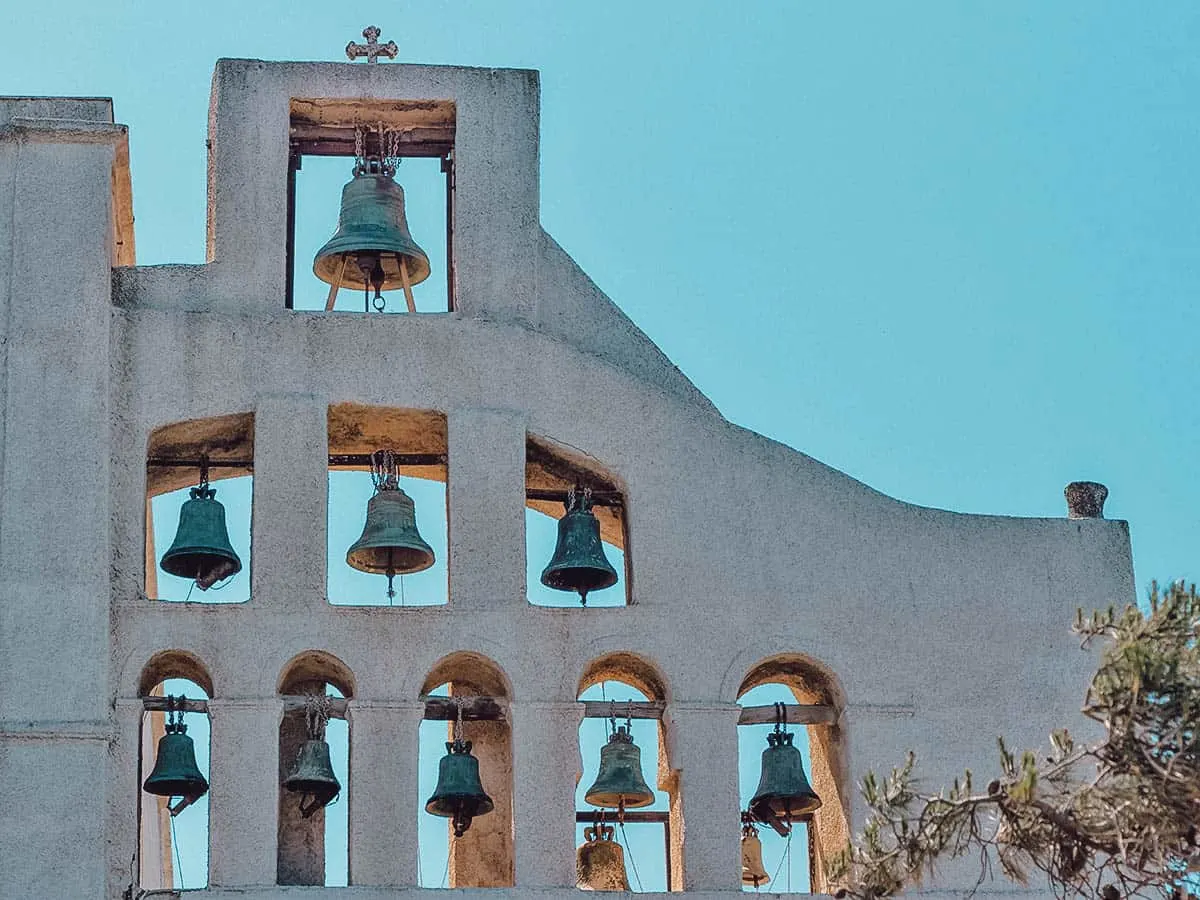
xmin=5 ymin=0 xmax=1197 ymax=891
xmin=3 ymin=1 xmax=1194 ymax=587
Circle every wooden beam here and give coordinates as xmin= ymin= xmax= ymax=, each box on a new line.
xmin=582 ymin=700 xmax=665 ymax=720
xmin=420 ymin=695 xmax=506 ymax=723
xmin=574 ymin=810 xmax=668 ymax=824
xmin=141 ymin=697 xmax=208 ymax=714
xmin=738 ymin=703 xmax=837 ymax=726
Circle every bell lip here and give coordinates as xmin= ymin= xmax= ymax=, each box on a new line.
xmin=344 ymin=545 xmax=436 ymax=575
xmin=159 ymin=548 xmax=243 ymax=580
xmin=581 ymin=790 xmax=656 ymax=809
xmin=749 ymin=792 xmax=823 ymax=816
xmin=424 ymin=795 xmax=496 ymax=817
xmin=142 ymin=776 xmax=210 ymax=797
xmin=539 ymin=565 xmax=619 ymax=594
xmin=313 ymin=245 xmax=432 ymax=289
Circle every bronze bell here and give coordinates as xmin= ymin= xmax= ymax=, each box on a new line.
xmin=143 ymin=703 xmax=208 ymax=803
xmin=346 ymin=486 xmax=435 ymax=574
xmin=749 ymin=729 xmax=821 ymax=825
xmin=540 ymin=488 xmax=618 ymax=605
xmin=425 ymin=739 xmax=494 ymax=837
xmin=741 ymin=822 xmax=770 ymax=888
xmin=160 ymin=483 xmax=241 ymax=590
xmin=576 ymin=824 xmax=630 ymax=891
xmin=313 ymin=171 xmax=430 ymax=310
xmin=284 ymin=738 xmax=342 ymax=818
xmin=584 ymin=724 xmax=655 ymax=809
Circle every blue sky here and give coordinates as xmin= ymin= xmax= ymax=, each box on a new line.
xmin=3 ymin=1 xmax=1193 ymax=586
xmin=7 ymin=0 xmax=1197 ymax=891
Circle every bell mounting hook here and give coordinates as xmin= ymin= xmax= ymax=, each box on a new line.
xmin=192 ymin=455 xmax=214 ymax=500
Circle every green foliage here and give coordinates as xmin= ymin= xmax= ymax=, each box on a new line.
xmin=828 ymin=582 xmax=1200 ymax=899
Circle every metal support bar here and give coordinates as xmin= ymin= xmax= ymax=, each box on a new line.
xmin=574 ymin=810 xmax=669 ymax=824
xmin=526 ymin=488 xmax=624 ymax=508
xmin=147 ymin=453 xmax=448 ymax=470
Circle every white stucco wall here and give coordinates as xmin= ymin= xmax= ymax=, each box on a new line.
xmin=0 ymin=61 xmax=1134 ymax=900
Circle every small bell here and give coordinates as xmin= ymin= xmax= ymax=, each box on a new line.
xmin=346 ymin=450 xmax=435 ymax=601
xmin=540 ymin=487 xmax=618 ymax=605
xmin=160 ymin=464 xmax=241 ymax=590
xmin=284 ymin=739 xmax=342 ymax=818
xmin=143 ymin=697 xmax=208 ymax=810
xmin=584 ymin=723 xmax=655 ymax=810
xmin=576 ymin=824 xmax=630 ymax=891
xmin=741 ymin=821 xmax=770 ymax=888
xmin=313 ymin=140 xmax=430 ymax=313
xmin=425 ymin=739 xmax=494 ymax=837
xmin=749 ymin=705 xmax=821 ymax=828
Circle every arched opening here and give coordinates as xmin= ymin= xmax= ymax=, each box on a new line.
xmin=526 ymin=435 xmax=629 ymax=608
xmin=736 ymin=655 xmax=849 ymax=895
xmin=146 ymin=414 xmax=254 ymax=604
xmin=327 ymin=404 xmax=448 ymax=606
xmin=576 ymin=654 xmax=677 ymax=892
xmin=277 ymin=651 xmax=354 ymax=886
xmin=137 ymin=652 xmax=214 ymax=891
xmin=418 ymin=652 xmax=514 ymax=888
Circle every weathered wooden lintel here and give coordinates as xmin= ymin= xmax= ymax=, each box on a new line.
xmin=140 ymin=696 xmax=835 ymax=726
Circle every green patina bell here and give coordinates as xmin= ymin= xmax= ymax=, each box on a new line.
xmin=346 ymin=451 xmax=436 ymax=601
xmin=540 ymin=490 xmax=618 ymax=605
xmin=160 ymin=485 xmax=241 ymax=590
xmin=313 ymin=172 xmax=430 ymax=298
xmin=346 ymin=487 xmax=435 ymax=575
xmin=584 ymin=724 xmax=655 ymax=809
xmin=749 ymin=730 xmax=821 ymax=823
xmin=284 ymin=738 xmax=342 ymax=818
xmin=143 ymin=718 xmax=208 ymax=801
xmin=426 ymin=739 xmax=494 ymax=837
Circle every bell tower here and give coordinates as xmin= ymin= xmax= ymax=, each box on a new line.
xmin=0 ymin=25 xmax=1136 ymax=900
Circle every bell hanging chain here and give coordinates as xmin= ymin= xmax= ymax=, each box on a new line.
xmin=370 ymin=448 xmax=401 ymax=492
xmin=304 ymin=693 xmax=331 ymax=742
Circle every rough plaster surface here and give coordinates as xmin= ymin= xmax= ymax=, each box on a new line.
xmin=0 ymin=65 xmax=1135 ymax=899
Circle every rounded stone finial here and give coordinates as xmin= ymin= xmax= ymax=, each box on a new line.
xmin=1065 ymin=481 xmax=1108 ymax=519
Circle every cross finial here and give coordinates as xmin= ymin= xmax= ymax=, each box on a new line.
xmin=346 ymin=25 xmax=398 ymax=64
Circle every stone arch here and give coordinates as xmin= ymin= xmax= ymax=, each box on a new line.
xmin=421 ymin=650 xmax=512 ymax=699
xmin=275 ymin=650 xmax=355 ymax=886
xmin=419 ymin=651 xmax=514 ymax=887
xmin=576 ymin=651 xmax=679 ymax=889
xmin=138 ymin=649 xmax=215 ymax=698
xmin=136 ymin=651 xmax=214 ymax=891
xmin=578 ymin=650 xmax=668 ymax=703
xmin=736 ymin=653 xmax=849 ymax=894
xmin=277 ymin=649 xmax=356 ymax=699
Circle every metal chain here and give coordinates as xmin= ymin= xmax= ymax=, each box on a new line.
xmin=305 ymin=693 xmax=330 ymax=741
xmin=370 ymin=448 xmax=399 ymax=492
xmin=452 ymin=695 xmax=465 ymax=745
xmin=354 ymin=126 xmax=366 ymax=175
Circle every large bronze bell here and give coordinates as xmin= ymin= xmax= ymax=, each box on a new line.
xmin=143 ymin=703 xmax=208 ymax=803
xmin=741 ymin=822 xmax=770 ymax=888
xmin=540 ymin=489 xmax=618 ymax=605
xmin=160 ymin=484 xmax=241 ymax=590
xmin=346 ymin=486 xmax=435 ymax=575
xmin=284 ymin=738 xmax=342 ymax=818
xmin=425 ymin=739 xmax=494 ymax=837
xmin=584 ymin=724 xmax=655 ymax=810
xmin=576 ymin=825 xmax=630 ymax=891
xmin=313 ymin=171 xmax=430 ymax=309
xmin=749 ymin=729 xmax=821 ymax=825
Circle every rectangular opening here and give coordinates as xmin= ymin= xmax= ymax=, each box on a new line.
xmin=287 ymin=99 xmax=456 ymax=313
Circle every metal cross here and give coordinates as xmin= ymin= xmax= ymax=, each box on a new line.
xmin=346 ymin=26 xmax=398 ymax=64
